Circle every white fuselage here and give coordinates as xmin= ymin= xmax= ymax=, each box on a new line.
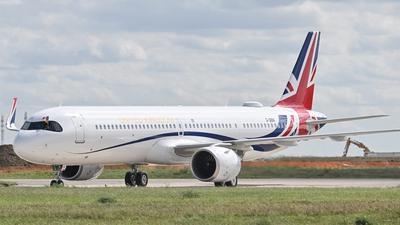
xmin=13 ymin=105 xmax=326 ymax=165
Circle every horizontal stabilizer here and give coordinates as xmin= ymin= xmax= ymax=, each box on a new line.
xmin=306 ymin=115 xmax=388 ymax=125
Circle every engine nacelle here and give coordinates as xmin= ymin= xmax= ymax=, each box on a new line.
xmin=60 ymin=164 xmax=104 ymax=180
xmin=191 ymin=147 xmax=241 ymax=182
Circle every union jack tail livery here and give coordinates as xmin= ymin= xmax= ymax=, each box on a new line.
xmin=276 ymin=31 xmax=320 ymax=110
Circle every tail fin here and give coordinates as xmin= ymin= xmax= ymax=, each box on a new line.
xmin=276 ymin=31 xmax=320 ymax=110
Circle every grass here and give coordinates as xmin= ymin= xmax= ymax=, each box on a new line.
xmin=2 ymin=166 xmax=400 ymax=179
xmin=0 ymin=187 xmax=399 ymax=224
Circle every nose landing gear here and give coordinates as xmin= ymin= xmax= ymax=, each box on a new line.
xmin=50 ymin=165 xmax=64 ymax=187
xmin=125 ymin=165 xmax=148 ymax=187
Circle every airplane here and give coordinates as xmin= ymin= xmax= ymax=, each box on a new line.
xmin=6 ymin=31 xmax=400 ymax=187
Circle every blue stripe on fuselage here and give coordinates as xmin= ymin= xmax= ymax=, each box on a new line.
xmin=256 ymin=115 xmax=287 ymax=138
xmin=83 ymin=115 xmax=289 ymax=154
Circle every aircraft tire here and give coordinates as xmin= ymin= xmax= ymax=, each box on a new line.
xmin=214 ymin=182 xmax=224 ymax=187
xmin=125 ymin=171 xmax=136 ymax=187
xmin=225 ymin=177 xmax=238 ymax=187
xmin=136 ymin=172 xmax=148 ymax=187
xmin=50 ymin=179 xmax=64 ymax=187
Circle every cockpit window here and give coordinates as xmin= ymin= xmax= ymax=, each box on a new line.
xmin=21 ymin=121 xmax=63 ymax=132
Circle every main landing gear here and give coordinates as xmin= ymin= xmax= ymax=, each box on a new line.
xmin=214 ymin=177 xmax=238 ymax=187
xmin=125 ymin=165 xmax=148 ymax=187
xmin=50 ymin=165 xmax=64 ymax=187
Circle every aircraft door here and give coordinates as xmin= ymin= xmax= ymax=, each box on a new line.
xmin=71 ymin=115 xmax=85 ymax=144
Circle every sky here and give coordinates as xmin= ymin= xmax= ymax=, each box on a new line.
xmin=0 ymin=0 xmax=399 ymax=156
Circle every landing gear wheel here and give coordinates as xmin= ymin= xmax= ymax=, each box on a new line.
xmin=125 ymin=165 xmax=149 ymax=187
xmin=136 ymin=172 xmax=148 ymax=187
xmin=125 ymin=171 xmax=136 ymax=187
xmin=214 ymin=182 xmax=224 ymax=187
xmin=50 ymin=180 xmax=57 ymax=187
xmin=57 ymin=179 xmax=64 ymax=186
xmin=50 ymin=179 xmax=64 ymax=187
xmin=225 ymin=177 xmax=238 ymax=187
xmin=50 ymin=165 xmax=64 ymax=187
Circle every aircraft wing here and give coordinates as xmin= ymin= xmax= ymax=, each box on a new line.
xmin=6 ymin=97 xmax=19 ymax=131
xmin=174 ymin=129 xmax=400 ymax=156
xmin=306 ymin=115 xmax=388 ymax=125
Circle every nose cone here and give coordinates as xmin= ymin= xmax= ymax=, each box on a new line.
xmin=13 ymin=131 xmax=45 ymax=164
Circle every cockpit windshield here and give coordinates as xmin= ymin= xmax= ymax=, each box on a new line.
xmin=21 ymin=121 xmax=63 ymax=132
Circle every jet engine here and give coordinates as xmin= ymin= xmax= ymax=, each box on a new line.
xmin=191 ymin=146 xmax=241 ymax=182
xmin=59 ymin=164 xmax=104 ymax=180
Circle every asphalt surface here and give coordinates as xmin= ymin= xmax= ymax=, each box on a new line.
xmin=3 ymin=178 xmax=400 ymax=188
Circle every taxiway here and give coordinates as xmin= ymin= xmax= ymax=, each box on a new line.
xmin=3 ymin=178 xmax=400 ymax=188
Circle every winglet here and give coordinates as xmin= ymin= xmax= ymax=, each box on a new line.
xmin=6 ymin=97 xmax=19 ymax=131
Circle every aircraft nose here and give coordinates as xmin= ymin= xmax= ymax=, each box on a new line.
xmin=13 ymin=131 xmax=43 ymax=164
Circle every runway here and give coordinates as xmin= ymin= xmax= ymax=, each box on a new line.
xmin=3 ymin=178 xmax=400 ymax=188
